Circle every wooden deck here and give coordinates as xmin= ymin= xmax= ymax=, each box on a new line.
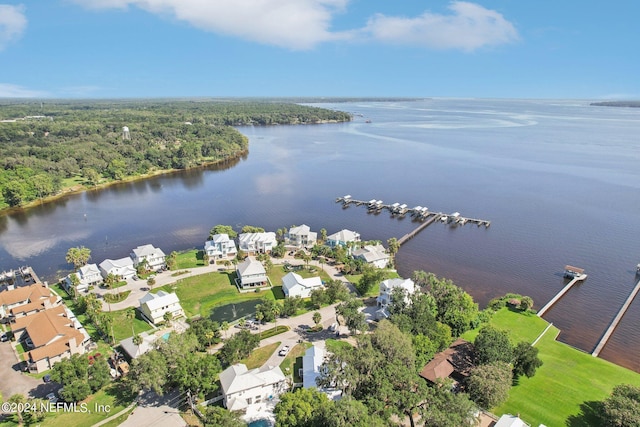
xmin=537 ymin=272 xmax=587 ymax=318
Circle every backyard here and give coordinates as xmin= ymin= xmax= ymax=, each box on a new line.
xmin=462 ymin=308 xmax=640 ymax=427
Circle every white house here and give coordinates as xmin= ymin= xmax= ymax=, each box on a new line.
xmin=352 ymin=244 xmax=390 ymax=269
xmin=119 ymin=331 xmax=156 ymax=359
xmin=204 ymin=234 xmax=238 ymax=258
xmin=238 ymin=232 xmax=277 ymax=254
xmin=282 ymin=272 xmax=323 ymax=298
xmin=285 ymin=225 xmax=317 ymax=249
xmin=376 ymin=277 xmax=416 ymax=320
xmin=326 ymin=229 xmax=360 ymax=247
xmin=99 ymin=257 xmax=136 ymax=280
xmin=236 ymin=257 xmax=269 ymax=289
xmin=494 ymin=414 xmax=530 ymax=427
xmin=138 ymin=291 xmax=184 ymax=325
xmin=302 ymin=345 xmax=342 ymax=399
xmin=219 ymin=363 xmax=288 ymax=411
xmin=130 ymin=244 xmax=166 ymax=271
xmin=66 ymin=263 xmax=102 ymax=292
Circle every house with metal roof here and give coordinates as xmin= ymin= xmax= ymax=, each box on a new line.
xmin=352 ymin=244 xmax=390 ymax=269
xmin=376 ymin=277 xmax=416 ymax=320
xmin=219 ymin=363 xmax=288 ymax=411
xmin=65 ymin=263 xmax=102 ymax=293
xmin=204 ymin=234 xmax=238 ymax=258
xmin=99 ymin=257 xmax=136 ymax=280
xmin=285 ymin=225 xmax=318 ymax=249
xmin=238 ymin=232 xmax=277 ymax=254
xmin=131 ymin=244 xmax=166 ymax=271
xmin=138 ymin=291 xmax=184 ymax=325
xmin=236 ymin=257 xmax=269 ymax=290
xmin=326 ymin=229 xmax=360 ymax=247
xmin=282 ymin=272 xmax=323 ymax=298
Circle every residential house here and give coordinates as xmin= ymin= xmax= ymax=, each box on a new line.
xmin=204 ymin=234 xmax=238 ymax=258
xmin=236 ymin=257 xmax=269 ymax=290
xmin=219 ymin=363 xmax=288 ymax=411
xmin=0 ymin=283 xmax=56 ymax=319
xmin=282 ymin=272 xmax=323 ymax=298
xmin=352 ymin=244 xmax=390 ymax=269
xmin=238 ymin=232 xmax=277 ymax=254
xmin=131 ymin=244 xmax=166 ymax=271
xmin=376 ymin=277 xmax=416 ymax=320
xmin=494 ymin=414 xmax=530 ymax=427
xmin=301 ymin=345 xmax=342 ymax=399
xmin=419 ymin=338 xmax=475 ymax=385
xmin=119 ymin=331 xmax=156 ymax=359
xmin=285 ymin=225 xmax=317 ymax=249
xmin=99 ymin=257 xmax=136 ymax=280
xmin=11 ymin=305 xmax=90 ymax=373
xmin=138 ymin=291 xmax=184 ymax=325
xmin=65 ymin=263 xmax=102 ymax=293
xmin=325 ymin=229 xmax=360 ymax=248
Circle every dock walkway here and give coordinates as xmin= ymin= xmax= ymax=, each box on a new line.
xmin=397 ymin=213 xmax=441 ymax=246
xmin=592 ymin=278 xmax=640 ymax=357
xmin=537 ymin=273 xmax=588 ymax=317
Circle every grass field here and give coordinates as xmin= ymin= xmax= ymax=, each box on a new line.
xmin=104 ymin=307 xmax=153 ymax=342
xmin=467 ymin=308 xmax=640 ymax=427
xmin=156 ymin=271 xmax=277 ymax=318
xmin=174 ymin=249 xmax=206 ymax=269
xmin=280 ymin=342 xmax=313 ymax=383
xmin=242 ymin=342 xmax=280 ymax=369
xmin=268 ymin=264 xmax=333 ymax=288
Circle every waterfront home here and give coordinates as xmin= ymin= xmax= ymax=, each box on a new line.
xmin=419 ymin=338 xmax=475 ymax=385
xmin=238 ymin=232 xmax=277 ymax=254
xmin=0 ymin=283 xmax=56 ymax=319
xmin=99 ymin=257 xmax=136 ymax=280
xmin=325 ymin=229 xmax=360 ymax=248
xmin=11 ymin=304 xmax=90 ymax=373
xmin=282 ymin=272 xmax=323 ymax=299
xmin=376 ymin=277 xmax=416 ymax=320
xmin=219 ymin=363 xmax=288 ymax=411
xmin=302 ymin=345 xmax=342 ymax=399
xmin=131 ymin=244 xmax=166 ymax=271
xmin=65 ymin=263 xmax=102 ymax=293
xmin=138 ymin=291 xmax=184 ymax=325
xmin=352 ymin=244 xmax=390 ymax=269
xmin=205 ymin=233 xmax=238 ymax=259
xmin=285 ymin=225 xmax=318 ymax=249
xmin=236 ymin=257 xmax=269 ymax=290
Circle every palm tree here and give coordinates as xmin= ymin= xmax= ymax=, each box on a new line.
xmin=163 ymin=311 xmax=173 ymax=327
xmin=66 ymin=246 xmax=92 ymax=269
xmin=132 ymin=334 xmax=143 ymax=357
xmin=313 ymin=311 xmax=322 ymax=327
xmin=255 ymin=311 xmax=264 ymax=338
xmin=221 ymin=321 xmax=229 ymax=338
xmin=125 ymin=309 xmax=135 ymax=338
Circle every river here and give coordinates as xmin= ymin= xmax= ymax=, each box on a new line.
xmin=1 ymin=98 xmax=639 ymax=371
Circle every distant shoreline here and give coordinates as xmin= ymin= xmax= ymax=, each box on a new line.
xmin=591 ymin=101 xmax=640 ymax=108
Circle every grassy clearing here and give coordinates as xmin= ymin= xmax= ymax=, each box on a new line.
xmin=242 ymin=342 xmax=280 ymax=369
xmin=325 ymin=338 xmax=354 ymax=354
xmin=470 ymin=308 xmax=640 ymax=427
xmin=103 ymin=290 xmax=130 ymax=304
xmin=104 ymin=307 xmax=153 ymax=342
xmin=280 ymin=342 xmax=312 ymax=383
xmin=268 ymin=265 xmax=332 ymax=289
xmin=156 ymin=271 xmax=276 ymax=318
xmin=346 ymin=269 xmax=400 ymax=298
xmin=174 ymin=249 xmax=205 ymax=269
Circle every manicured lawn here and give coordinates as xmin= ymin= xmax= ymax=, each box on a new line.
xmin=470 ymin=308 xmax=640 ymax=427
xmin=280 ymin=342 xmax=312 ymax=383
xmin=461 ymin=307 xmax=548 ymax=344
xmin=156 ymin=272 xmax=276 ymax=318
xmin=325 ymin=338 xmax=354 ymax=354
xmin=242 ymin=342 xmax=280 ymax=369
xmin=345 ymin=269 xmax=400 ymax=298
xmin=104 ymin=307 xmax=153 ymax=342
xmin=268 ymin=265 xmax=332 ymax=289
xmin=103 ymin=290 xmax=131 ymax=304
xmin=39 ymin=384 xmax=135 ymax=427
xmin=174 ymin=249 xmax=205 ymax=269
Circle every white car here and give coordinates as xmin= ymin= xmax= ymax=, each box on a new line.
xmin=278 ymin=345 xmax=290 ymax=356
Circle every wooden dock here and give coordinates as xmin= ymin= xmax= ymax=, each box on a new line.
xmin=592 ymin=277 xmax=640 ymax=357
xmin=537 ymin=272 xmax=588 ymax=317
xmin=397 ymin=213 xmax=442 ymax=246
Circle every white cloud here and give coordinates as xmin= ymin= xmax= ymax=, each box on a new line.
xmin=0 ymin=4 xmax=27 ymax=51
xmin=364 ymin=1 xmax=519 ymax=51
xmin=0 ymin=83 xmax=47 ymax=98
xmin=74 ymin=0 xmax=350 ymax=50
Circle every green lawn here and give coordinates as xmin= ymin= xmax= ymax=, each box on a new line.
xmin=345 ymin=269 xmax=400 ymax=298
xmin=174 ymin=249 xmax=206 ymax=269
xmin=469 ymin=308 xmax=640 ymax=427
xmin=104 ymin=307 xmax=153 ymax=342
xmin=156 ymin=271 xmax=276 ymax=318
xmin=280 ymin=342 xmax=312 ymax=383
xmin=242 ymin=342 xmax=280 ymax=369
xmin=268 ymin=265 xmax=332 ymax=289
xmin=325 ymin=338 xmax=354 ymax=354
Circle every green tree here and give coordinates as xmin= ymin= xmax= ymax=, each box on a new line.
xmin=512 ymin=341 xmax=543 ymax=379
xmin=320 ymin=228 xmax=327 ymax=243
xmin=466 ymin=362 xmax=513 ymax=409
xmin=355 ymin=266 xmax=386 ymax=296
xmin=520 ymin=295 xmax=534 ymax=311
xmin=209 ymin=224 xmax=237 ymax=239
xmin=163 ymin=311 xmax=173 ymax=326
xmin=313 ymin=311 xmax=322 ymax=327
xmin=282 ymin=296 xmax=302 ymax=317
xmin=128 ymin=350 xmax=169 ymax=395
xmin=386 ymin=236 xmax=400 ymax=256
xmin=418 ymin=386 xmax=478 ymax=427
xmin=274 ymin=387 xmax=330 ymax=427
xmin=203 ymin=406 xmax=245 ymax=427
xmin=88 ymin=358 xmax=111 ymax=392
xmin=65 ymin=246 xmax=92 ymax=269
xmin=241 ymin=225 xmax=265 ymax=233
xmin=2 ymin=180 xmax=28 ymax=207
xmin=7 ymin=394 xmax=26 ymax=425
xmin=601 ymin=384 xmax=640 ymax=427
xmin=173 ymin=353 xmax=221 ymax=395
xmin=218 ymin=330 xmax=260 ymax=366
xmin=256 ymin=298 xmax=281 ymax=323
xmin=474 ymin=325 xmax=513 ymax=365
xmin=336 ymin=298 xmax=366 ymax=334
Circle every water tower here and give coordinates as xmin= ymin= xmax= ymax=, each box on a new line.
xmin=122 ymin=126 xmax=130 ymax=140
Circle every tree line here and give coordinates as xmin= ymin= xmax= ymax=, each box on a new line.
xmin=0 ymin=100 xmax=351 ymax=209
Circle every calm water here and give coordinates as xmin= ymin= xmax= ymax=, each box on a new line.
xmin=1 ymin=99 xmax=639 ymax=370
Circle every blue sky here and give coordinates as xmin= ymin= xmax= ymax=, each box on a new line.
xmin=0 ymin=1 xmax=638 ymax=99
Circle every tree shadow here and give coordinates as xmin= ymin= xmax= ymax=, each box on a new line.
xmin=566 ymin=400 xmax=605 ymax=427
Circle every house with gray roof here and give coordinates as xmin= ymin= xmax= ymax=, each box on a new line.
xmin=285 ymin=225 xmax=317 ymax=249
xmin=236 ymin=257 xmax=269 ymax=290
xmin=238 ymin=232 xmax=277 ymax=254
xmin=130 ymin=244 xmax=166 ymax=271
xmin=204 ymin=234 xmax=237 ymax=258
xmin=326 ymin=229 xmax=360 ymax=247
xmin=219 ymin=363 xmax=287 ymax=411
xmin=138 ymin=291 xmax=184 ymax=325
xmin=282 ymin=272 xmax=323 ymax=298
xmin=352 ymin=244 xmax=390 ymax=269
xmin=99 ymin=257 xmax=136 ymax=280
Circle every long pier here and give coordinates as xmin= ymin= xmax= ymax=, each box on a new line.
xmin=397 ymin=213 xmax=441 ymax=246
xmin=537 ymin=273 xmax=588 ymax=318
xmin=592 ymin=277 xmax=640 ymax=357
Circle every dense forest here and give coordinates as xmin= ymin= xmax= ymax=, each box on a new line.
xmin=0 ymin=100 xmax=351 ymax=209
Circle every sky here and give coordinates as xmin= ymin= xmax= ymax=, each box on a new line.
xmin=0 ymin=0 xmax=638 ymax=99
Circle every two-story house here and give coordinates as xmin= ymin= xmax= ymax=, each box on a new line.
xmin=285 ymin=225 xmax=317 ymax=249
xmin=138 ymin=291 xmax=184 ymax=325
xmin=131 ymin=244 xmax=166 ymax=271
xmin=219 ymin=363 xmax=288 ymax=411
xmin=238 ymin=232 xmax=277 ymax=254
xmin=204 ymin=234 xmax=238 ymax=259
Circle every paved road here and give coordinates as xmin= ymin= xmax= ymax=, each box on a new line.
xmin=118 ymin=389 xmax=187 ymax=427
xmin=0 ymin=341 xmax=59 ymax=402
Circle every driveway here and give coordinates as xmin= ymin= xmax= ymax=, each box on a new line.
xmin=118 ymin=389 xmax=187 ymax=427
xmin=0 ymin=341 xmax=58 ymax=401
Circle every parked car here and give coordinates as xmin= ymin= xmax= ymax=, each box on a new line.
xmin=278 ymin=345 xmax=290 ymax=356
xmin=43 ymin=374 xmax=51 ymax=383
xmin=0 ymin=333 xmax=8 ymax=342
xmin=46 ymin=393 xmax=58 ymax=404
